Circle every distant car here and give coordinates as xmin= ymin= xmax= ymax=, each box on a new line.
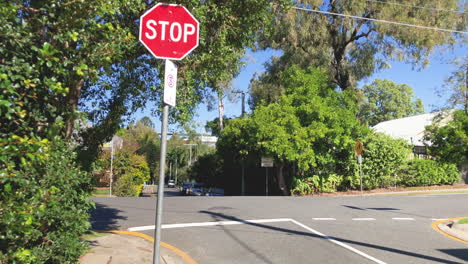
xmin=168 ymin=180 xmax=175 ymax=188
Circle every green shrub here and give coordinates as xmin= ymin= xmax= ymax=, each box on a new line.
xmin=399 ymin=159 xmax=460 ymax=187
xmin=112 ymin=150 xmax=150 ymax=197
xmin=291 ymin=174 xmax=342 ymax=195
xmin=355 ymin=133 xmax=412 ymax=189
xmin=0 ymin=141 xmax=93 ymax=263
xmin=113 ymin=174 xmax=140 ymax=197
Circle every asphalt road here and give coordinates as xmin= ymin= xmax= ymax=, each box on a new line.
xmin=92 ymin=189 xmax=468 ymax=264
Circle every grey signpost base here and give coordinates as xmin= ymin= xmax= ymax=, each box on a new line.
xmin=358 ymin=155 xmax=363 ymax=193
xmin=153 ymin=104 xmax=169 ymax=264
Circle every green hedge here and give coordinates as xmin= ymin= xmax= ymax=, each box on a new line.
xmin=0 ymin=142 xmax=93 ymax=263
xmin=341 ymin=132 xmax=412 ymax=190
xmin=399 ymin=159 xmax=460 ymax=187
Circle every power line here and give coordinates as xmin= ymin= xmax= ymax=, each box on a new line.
xmin=292 ymin=6 xmax=467 ymax=34
xmin=366 ymin=0 xmax=466 ymax=14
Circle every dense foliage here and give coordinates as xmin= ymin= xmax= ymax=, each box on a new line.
xmin=112 ymin=149 xmax=150 ymax=197
xmin=358 ymin=79 xmax=424 ymax=127
xmin=218 ymin=67 xmax=368 ymax=195
xmin=399 ymin=159 xmax=460 ymax=187
xmin=424 ymin=110 xmax=468 ymax=167
xmin=0 ymin=142 xmax=93 ymax=263
xmin=250 ymin=0 xmax=464 ymax=107
xmin=358 ymin=133 xmax=412 ymax=189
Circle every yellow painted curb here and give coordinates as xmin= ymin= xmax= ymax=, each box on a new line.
xmin=100 ymin=230 xmax=198 ymax=264
xmin=431 ymin=217 xmax=468 ymax=244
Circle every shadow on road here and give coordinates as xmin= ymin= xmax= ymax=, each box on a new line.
xmin=340 ymin=204 xmax=440 ymax=219
xmin=200 ymin=210 xmax=465 ymax=264
xmin=90 ymin=202 xmax=127 ymax=230
xmin=202 ymin=210 xmax=275 ymax=264
xmin=438 ymin=249 xmax=468 ymax=262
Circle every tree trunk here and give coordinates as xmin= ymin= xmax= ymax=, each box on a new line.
xmin=218 ymin=91 xmax=224 ymax=131
xmin=276 ymin=163 xmax=289 ymax=196
xmin=65 ymin=79 xmax=84 ymax=138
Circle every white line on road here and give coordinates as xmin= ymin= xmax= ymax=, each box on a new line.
xmin=392 ymin=218 xmax=414 ymax=221
xmin=128 ymin=218 xmax=291 ymax=231
xmin=290 ymin=219 xmax=387 ymax=264
xmin=313 ymin=218 xmax=336 ymax=220
xmin=129 ymin=217 xmax=386 ymax=264
xmin=431 ymin=218 xmax=448 ymax=221
xmin=352 ymin=218 xmax=376 ymax=221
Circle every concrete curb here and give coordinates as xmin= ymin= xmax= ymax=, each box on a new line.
xmin=80 ymin=230 xmax=197 ymax=264
xmin=431 ymin=217 xmax=468 ymax=244
xmin=103 ymin=230 xmax=197 ymax=264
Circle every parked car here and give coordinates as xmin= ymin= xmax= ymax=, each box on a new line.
xmin=207 ymin=188 xmax=224 ymax=196
xmin=168 ymin=179 xmax=175 ymax=188
xmin=181 ymin=182 xmax=193 ymax=195
xmin=188 ymin=183 xmax=205 ymax=196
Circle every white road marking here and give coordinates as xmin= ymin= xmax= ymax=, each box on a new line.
xmin=431 ymin=218 xmax=448 ymax=221
xmin=392 ymin=218 xmax=414 ymax=221
xmin=313 ymin=218 xmax=336 ymax=220
xmin=129 ymin=217 xmax=386 ymax=264
xmin=352 ymin=218 xmax=376 ymax=221
xmin=128 ymin=218 xmax=291 ymax=231
xmin=290 ymin=219 xmax=387 ymax=264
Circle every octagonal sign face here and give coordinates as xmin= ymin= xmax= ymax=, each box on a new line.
xmin=139 ymin=4 xmax=199 ymax=60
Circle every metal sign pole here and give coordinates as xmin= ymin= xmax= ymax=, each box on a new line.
xmin=358 ymin=155 xmax=363 ymax=193
xmin=266 ymin=168 xmax=268 ymax=196
xmin=153 ymin=103 xmax=169 ymax=264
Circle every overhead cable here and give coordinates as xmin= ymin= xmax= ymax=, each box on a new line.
xmin=366 ymin=0 xmax=466 ymax=14
xmin=292 ymin=6 xmax=467 ymax=34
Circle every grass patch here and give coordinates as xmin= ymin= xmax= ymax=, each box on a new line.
xmin=92 ymin=187 xmax=110 ymax=196
xmin=81 ymin=231 xmax=109 ymax=240
xmin=458 ymin=218 xmax=468 ymax=224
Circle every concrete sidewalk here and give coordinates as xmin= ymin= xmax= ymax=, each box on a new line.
xmin=435 ymin=217 xmax=468 ymax=244
xmin=80 ymin=232 xmax=191 ymax=264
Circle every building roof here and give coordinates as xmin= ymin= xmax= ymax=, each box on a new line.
xmin=371 ymin=111 xmax=452 ymax=146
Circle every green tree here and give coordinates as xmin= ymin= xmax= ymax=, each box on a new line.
xmin=1 ymin=0 xmax=291 ymax=171
xmin=359 ymin=79 xmax=425 ymax=126
xmin=219 ymin=67 xmax=368 ymax=195
xmin=251 ymin=0 xmax=465 ymax=107
xmin=424 ymin=110 xmax=468 ymax=166
xmin=440 ymin=57 xmax=468 ymax=113
xmin=205 ymin=117 xmax=231 ymax=137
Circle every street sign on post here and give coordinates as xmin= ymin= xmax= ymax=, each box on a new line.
xmin=354 ymin=140 xmax=364 ymax=193
xmin=261 ymin=157 xmax=274 ymax=168
xmin=261 ymin=157 xmax=273 ymax=196
xmin=139 ymin=4 xmax=199 ymax=264
xmin=139 ymin=3 xmax=199 ymax=60
xmin=164 ymin=59 xmax=177 ymax=106
xmin=354 ymin=140 xmax=364 ymax=156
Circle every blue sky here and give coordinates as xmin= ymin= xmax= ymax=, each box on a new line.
xmin=134 ymin=43 xmax=466 ymax=134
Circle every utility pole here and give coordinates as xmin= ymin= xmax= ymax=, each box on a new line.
xmin=175 ymin=158 xmax=178 ymax=185
xmin=233 ymin=91 xmax=246 ymax=117
xmin=233 ymin=90 xmax=247 ymax=195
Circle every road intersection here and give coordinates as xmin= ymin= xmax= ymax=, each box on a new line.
xmin=92 ymin=190 xmax=468 ymax=263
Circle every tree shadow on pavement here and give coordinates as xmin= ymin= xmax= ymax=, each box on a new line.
xmin=200 ymin=210 xmax=463 ymax=264
xmin=341 ymin=205 xmax=437 ymax=219
xmin=90 ymin=202 xmax=127 ymax=230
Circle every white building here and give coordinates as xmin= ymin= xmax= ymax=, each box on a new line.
xmin=372 ymin=111 xmax=453 ymax=147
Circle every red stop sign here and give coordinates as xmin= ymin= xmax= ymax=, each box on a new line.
xmin=139 ymin=4 xmax=199 ymax=60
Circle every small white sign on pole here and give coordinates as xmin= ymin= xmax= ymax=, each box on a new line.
xmin=164 ymin=59 xmax=177 ymax=107
xmin=261 ymin=157 xmax=274 ymax=167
